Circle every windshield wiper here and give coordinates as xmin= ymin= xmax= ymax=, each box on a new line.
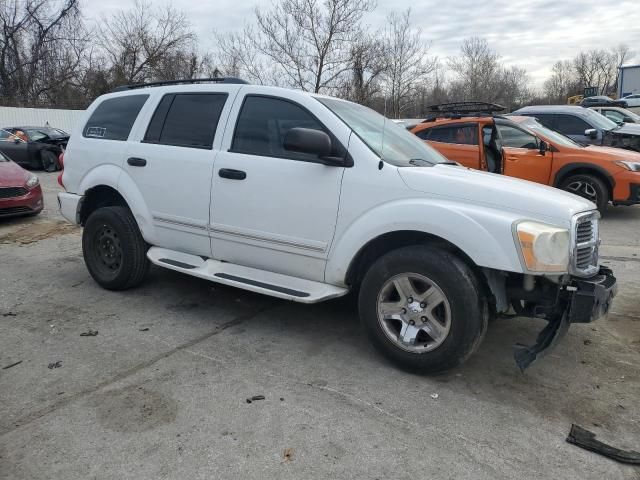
xmin=408 ymin=158 xmax=433 ymax=166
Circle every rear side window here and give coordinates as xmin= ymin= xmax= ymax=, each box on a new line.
xmin=84 ymin=95 xmax=149 ymax=140
xmin=231 ymin=95 xmax=345 ymax=161
xmin=554 ymin=115 xmax=591 ymax=136
xmin=424 ymin=124 xmax=478 ymax=145
xmin=144 ymin=93 xmax=228 ymax=149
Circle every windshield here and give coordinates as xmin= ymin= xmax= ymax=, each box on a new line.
xmin=518 ymin=119 xmax=582 ymax=148
xmin=23 ymin=127 xmax=68 ymax=141
xmin=315 ymin=97 xmax=448 ymax=167
xmin=582 ymin=108 xmax=618 ymax=130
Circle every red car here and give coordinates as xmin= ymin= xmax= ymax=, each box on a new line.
xmin=0 ymin=151 xmax=43 ymax=218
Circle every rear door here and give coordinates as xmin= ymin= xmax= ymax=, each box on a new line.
xmin=497 ymin=123 xmax=553 ymax=185
xmin=416 ymin=123 xmax=481 ymax=169
xmin=124 ymin=88 xmax=238 ymax=256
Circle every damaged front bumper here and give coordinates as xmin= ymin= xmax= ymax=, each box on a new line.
xmin=512 ymin=266 xmax=617 ymax=371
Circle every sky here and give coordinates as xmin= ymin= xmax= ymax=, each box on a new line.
xmin=83 ymin=0 xmax=640 ymax=90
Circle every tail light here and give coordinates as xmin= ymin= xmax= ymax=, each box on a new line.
xmin=57 ymin=152 xmax=65 ymax=188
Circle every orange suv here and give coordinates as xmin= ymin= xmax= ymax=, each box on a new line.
xmin=411 ymin=102 xmax=640 ymax=212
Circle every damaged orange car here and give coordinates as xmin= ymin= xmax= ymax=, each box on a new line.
xmin=411 ymin=102 xmax=640 ymax=212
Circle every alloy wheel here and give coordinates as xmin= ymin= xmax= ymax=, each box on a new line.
xmin=376 ymin=273 xmax=451 ymax=353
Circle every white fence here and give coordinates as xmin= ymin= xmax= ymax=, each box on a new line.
xmin=0 ymin=106 xmax=85 ymax=133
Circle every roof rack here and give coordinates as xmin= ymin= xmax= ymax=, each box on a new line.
xmin=429 ymin=102 xmax=505 ymax=113
xmin=111 ymin=77 xmax=248 ymax=92
xmin=420 ymin=102 xmax=506 ymax=123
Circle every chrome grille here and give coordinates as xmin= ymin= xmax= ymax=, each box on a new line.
xmin=570 ymin=212 xmax=599 ymax=277
xmin=0 ymin=187 xmax=28 ymax=199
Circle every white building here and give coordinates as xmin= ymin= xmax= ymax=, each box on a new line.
xmin=0 ymin=106 xmax=84 ymax=132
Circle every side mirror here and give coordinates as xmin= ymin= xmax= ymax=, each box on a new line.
xmin=539 ymin=140 xmax=548 ymax=155
xmin=584 ymin=128 xmax=598 ymax=140
xmin=283 ymin=127 xmax=331 ymax=157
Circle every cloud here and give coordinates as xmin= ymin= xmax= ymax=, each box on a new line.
xmin=84 ymin=0 xmax=640 ymax=89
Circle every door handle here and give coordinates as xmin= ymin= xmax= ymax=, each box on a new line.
xmin=127 ymin=157 xmax=147 ymax=167
xmin=219 ymin=168 xmax=246 ymax=180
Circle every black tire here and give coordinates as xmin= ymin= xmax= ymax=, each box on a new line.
xmin=358 ymin=245 xmax=488 ymax=374
xmin=559 ymin=174 xmax=608 ymax=213
xmin=41 ymin=150 xmax=59 ymax=172
xmin=82 ymin=206 xmax=149 ymax=290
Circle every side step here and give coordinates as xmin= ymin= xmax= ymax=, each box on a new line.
xmin=147 ymin=247 xmax=348 ymax=303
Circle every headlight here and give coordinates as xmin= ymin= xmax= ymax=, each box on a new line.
xmin=26 ymin=174 xmax=39 ymax=188
xmin=515 ymin=221 xmax=570 ymax=273
xmin=615 ymin=160 xmax=640 ymax=172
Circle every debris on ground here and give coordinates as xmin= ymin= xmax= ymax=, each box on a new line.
xmin=430 ymin=393 xmax=439 ymax=399
xmin=139 ymin=328 xmax=150 ymax=332
xmin=283 ymin=448 xmax=294 ymax=462
xmin=2 ymin=312 xmax=17 ymax=317
xmin=246 ymin=395 xmax=266 ymax=403
xmin=80 ymin=330 xmax=98 ymax=336
xmin=47 ymin=361 xmax=62 ymax=369
xmin=566 ymin=424 xmax=640 ymax=465
xmin=584 ymin=339 xmax=592 ymax=345
xmin=3 ymin=360 xmax=22 ymax=370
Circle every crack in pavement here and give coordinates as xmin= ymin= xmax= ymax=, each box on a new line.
xmin=0 ymin=305 xmax=272 ymax=437
xmin=600 ymin=256 xmax=640 ymax=263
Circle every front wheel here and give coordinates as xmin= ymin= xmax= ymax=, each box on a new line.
xmin=559 ymin=174 xmax=609 ymax=213
xmin=358 ymin=245 xmax=488 ymax=373
xmin=82 ymin=206 xmax=149 ymax=290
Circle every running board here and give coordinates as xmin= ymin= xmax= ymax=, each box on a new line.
xmin=147 ymin=247 xmax=348 ymax=303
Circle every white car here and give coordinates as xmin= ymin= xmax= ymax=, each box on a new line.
xmin=57 ymin=79 xmax=617 ymax=373
xmin=621 ymin=93 xmax=640 ymax=108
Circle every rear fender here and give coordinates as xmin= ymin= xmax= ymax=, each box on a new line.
xmin=78 ymin=165 xmax=157 ymax=244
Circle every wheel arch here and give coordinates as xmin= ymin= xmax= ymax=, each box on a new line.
xmin=554 ymin=163 xmax=615 ymax=199
xmin=77 ymin=167 xmax=157 ymax=244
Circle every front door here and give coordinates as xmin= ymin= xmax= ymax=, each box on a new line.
xmin=124 ymin=90 xmax=236 ymax=257
xmin=210 ymin=92 xmax=348 ymax=282
xmin=496 ymin=123 xmax=553 ymax=185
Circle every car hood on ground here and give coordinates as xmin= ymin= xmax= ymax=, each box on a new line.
xmin=398 ymin=164 xmax=594 ymax=224
xmin=0 ymin=160 xmax=30 ymax=187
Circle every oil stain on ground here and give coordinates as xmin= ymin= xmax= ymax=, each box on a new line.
xmin=92 ymin=385 xmax=178 ymax=433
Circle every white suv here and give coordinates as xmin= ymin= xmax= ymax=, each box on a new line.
xmin=58 ymin=78 xmax=617 ymax=373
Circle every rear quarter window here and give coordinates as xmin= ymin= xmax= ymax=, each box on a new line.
xmin=83 ymin=94 xmax=149 ymax=141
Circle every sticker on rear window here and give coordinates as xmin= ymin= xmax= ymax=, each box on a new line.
xmin=86 ymin=127 xmax=106 ymax=138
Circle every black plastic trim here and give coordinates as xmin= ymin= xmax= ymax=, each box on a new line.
xmin=553 ymin=162 xmax=616 ymax=190
xmin=159 ymin=258 xmax=197 ymax=269
xmin=214 ymin=273 xmax=310 ymax=297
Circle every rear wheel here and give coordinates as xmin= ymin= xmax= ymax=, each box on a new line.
xmin=358 ymin=245 xmax=488 ymax=373
xmin=560 ymin=174 xmax=609 ymax=213
xmin=82 ymin=206 xmax=149 ymax=290
xmin=41 ymin=150 xmax=59 ymax=172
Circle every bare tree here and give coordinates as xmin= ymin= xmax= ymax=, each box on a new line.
xmin=339 ymin=35 xmax=387 ymax=106
xmin=0 ymin=0 xmax=84 ymax=105
xmin=97 ymin=0 xmax=195 ymax=86
xmin=448 ymin=37 xmax=502 ymax=102
xmin=544 ymin=60 xmax=577 ymax=103
xmin=381 ymin=9 xmax=435 ymax=118
xmin=252 ymin=0 xmax=375 ymax=93
xmin=214 ymin=26 xmax=277 ymax=85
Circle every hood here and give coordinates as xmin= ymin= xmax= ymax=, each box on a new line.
xmin=606 ymin=124 xmax=640 ymax=151
xmin=613 ymin=123 xmax=640 ymax=135
xmin=584 ymin=144 xmax=640 ymax=160
xmin=398 ymin=164 xmax=594 ymax=224
xmin=0 ymin=159 xmax=31 ymax=187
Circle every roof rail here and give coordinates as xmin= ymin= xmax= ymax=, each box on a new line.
xmin=111 ymin=77 xmax=248 ymax=92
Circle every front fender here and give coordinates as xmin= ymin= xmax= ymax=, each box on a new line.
xmin=325 ymin=198 xmax=526 ymax=285
xmin=77 ymin=165 xmax=158 ymax=244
